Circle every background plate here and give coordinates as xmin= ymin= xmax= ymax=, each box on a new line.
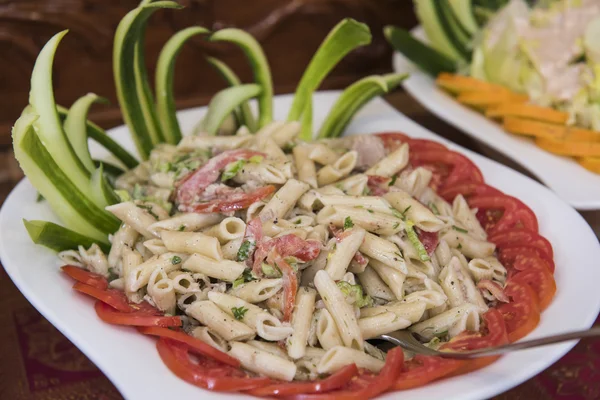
xmin=393 ymin=26 xmax=600 ymax=210
xmin=1 ymin=92 xmax=599 ymax=400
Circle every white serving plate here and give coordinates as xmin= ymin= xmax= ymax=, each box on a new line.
xmin=1 ymin=91 xmax=599 ymax=400
xmin=393 ymin=26 xmax=600 ymax=210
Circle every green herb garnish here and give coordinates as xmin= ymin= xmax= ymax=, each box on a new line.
xmin=233 ymin=269 xmax=256 ymax=288
xmin=388 ymin=175 xmax=397 ymax=186
xmin=429 ymin=202 xmax=440 ymax=215
xmin=178 ymin=225 xmax=186 ymax=231
xmin=232 ymin=306 xmax=249 ymax=320
xmin=221 ymin=159 xmax=246 ymax=181
xmin=236 ymin=240 xmax=255 ymax=262
xmin=137 ymin=204 xmax=159 ymax=220
xmin=452 ymin=225 xmax=469 ymax=234
xmin=171 ymin=255 xmax=182 ymax=265
xmin=336 ymin=281 xmax=373 ymax=308
xmin=343 ymin=216 xmax=354 ymax=230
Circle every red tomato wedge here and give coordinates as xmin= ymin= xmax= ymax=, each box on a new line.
xmin=410 ymin=150 xmax=484 ymax=191
xmin=511 ymin=262 xmax=557 ymax=311
xmin=61 ymin=265 xmax=108 ymax=290
xmin=94 ymin=301 xmax=182 ymax=327
xmin=187 ymin=185 xmax=275 ymax=214
xmin=438 ymin=182 xmax=502 ymax=202
xmin=175 ymin=149 xmax=265 ymax=206
xmin=247 ymin=364 xmax=359 ymax=397
xmin=468 ymin=195 xmax=539 ymax=235
xmin=288 ymin=347 xmax=404 ymax=400
xmin=73 ymin=282 xmax=133 ymax=312
xmin=157 ymin=338 xmax=270 ymax=392
xmin=497 ymin=280 xmax=540 ymax=342
xmin=267 ymin=250 xmax=298 ymax=322
xmin=253 ymin=234 xmax=321 ymax=275
xmin=498 ymin=245 xmax=555 ymax=273
xmin=416 ymin=229 xmax=439 ymax=255
xmin=137 ymin=327 xmax=240 ymax=367
xmin=488 ymin=229 xmax=554 ymax=260
xmin=392 ymin=355 xmax=461 ymax=390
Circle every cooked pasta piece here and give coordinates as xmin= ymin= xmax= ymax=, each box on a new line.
xmin=309 ymin=143 xmax=339 ymax=165
xmin=366 ymin=143 xmax=409 ymax=177
xmin=324 ymin=227 xmax=366 ymax=280
xmin=369 ymin=259 xmax=405 ymax=300
xmin=358 ymin=266 xmax=395 ymax=302
xmin=359 ymin=233 xmax=407 ymax=273
xmin=317 ymin=206 xmax=403 ymax=236
xmin=439 ymin=257 xmax=488 ymax=312
xmin=228 ymin=278 xmax=283 ymax=303
xmin=186 ymin=300 xmax=255 ymax=341
xmin=317 ymin=151 xmax=358 ymax=186
xmin=202 ymin=217 xmax=246 ymax=244
xmin=148 ymin=213 xmax=223 ymax=236
xmin=182 ymin=254 xmax=244 ymax=282
xmin=384 ymin=191 xmax=444 ymax=232
xmin=315 ymin=309 xmax=345 ymax=350
xmin=189 ymin=326 xmax=229 ymax=353
xmin=410 ymin=303 xmax=480 ymax=340
xmin=318 ymin=346 xmax=385 ymax=374
xmin=229 ymin=341 xmax=297 ymax=381
xmin=260 ymin=179 xmax=310 ymax=221
xmin=126 ymin=252 xmax=186 ymax=292
xmin=108 ymin=224 xmax=139 ymax=270
xmin=360 ymin=300 xmax=428 ymax=323
xmin=359 ymin=311 xmax=412 ymax=339
xmin=143 ymin=238 xmax=168 ymax=255
xmin=147 ymin=268 xmax=176 ymax=314
xmin=440 ymin=230 xmax=496 ymax=259
xmin=161 ymin=231 xmax=222 ymax=260
xmin=293 ymin=145 xmax=318 ymax=188
xmin=106 ymin=201 xmax=169 ymax=237
xmin=393 ymin=167 xmax=432 ymax=198
xmin=288 ymin=287 xmax=317 ymax=359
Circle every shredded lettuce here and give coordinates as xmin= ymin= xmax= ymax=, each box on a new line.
xmin=261 ymin=263 xmax=282 ymax=278
xmin=405 ymin=220 xmax=430 ymax=262
xmin=336 ymin=281 xmax=373 ymax=308
xmin=221 ymin=160 xmax=246 ymax=181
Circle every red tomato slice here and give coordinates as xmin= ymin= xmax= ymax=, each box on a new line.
xmin=247 ymin=364 xmax=358 ymax=397
xmin=511 ymin=262 xmax=557 ymax=311
xmin=137 ymin=327 xmax=240 ymax=367
xmin=175 ymin=149 xmax=265 ymax=206
xmin=498 ymin=246 xmax=555 ymax=273
xmin=497 ymin=280 xmax=540 ymax=342
xmin=94 ymin=301 xmax=182 ymax=327
xmin=188 ymin=185 xmax=275 ymax=214
xmin=488 ymin=229 xmax=554 ymax=260
xmin=443 ymin=309 xmax=509 ymax=352
xmin=366 ymin=175 xmax=391 ymax=196
xmin=438 ymin=182 xmax=502 ymax=202
xmin=61 ymin=265 xmax=108 ymax=290
xmin=73 ymin=282 xmax=133 ymax=312
xmin=268 ymin=250 xmax=298 ymax=322
xmin=392 ymin=355 xmax=461 ymax=390
xmin=253 ymin=234 xmax=321 ymax=275
xmin=157 ymin=338 xmax=270 ymax=392
xmin=288 ymin=347 xmax=404 ymax=400
xmin=410 ymin=150 xmax=484 ymax=191
xmin=416 ymin=229 xmax=439 ymax=255
xmin=468 ymin=195 xmax=539 ymax=235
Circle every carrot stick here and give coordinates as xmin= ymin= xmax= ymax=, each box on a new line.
xmin=578 ymin=157 xmax=600 ymax=173
xmin=487 ymin=104 xmax=569 ymax=124
xmin=436 ymin=73 xmax=509 ymax=94
xmin=536 ymin=137 xmax=600 ymax=157
xmin=504 ymin=117 xmax=600 ymax=141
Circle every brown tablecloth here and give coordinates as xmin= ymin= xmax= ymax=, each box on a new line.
xmin=0 ymin=91 xmax=598 ymax=399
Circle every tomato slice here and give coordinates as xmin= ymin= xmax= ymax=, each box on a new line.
xmin=416 ymin=229 xmax=439 ymax=255
xmin=253 ymin=234 xmax=321 ymax=275
xmin=498 ymin=246 xmax=555 ymax=273
xmin=468 ymin=195 xmax=539 ymax=235
xmin=511 ymin=262 xmax=557 ymax=311
xmin=392 ymin=355 xmax=461 ymax=390
xmin=61 ymin=265 xmax=108 ymax=290
xmin=268 ymin=250 xmax=298 ymax=322
xmin=488 ymin=229 xmax=554 ymax=260
xmin=410 ymin=150 xmax=484 ymax=191
xmin=188 ymin=185 xmax=275 ymax=214
xmin=497 ymin=280 xmax=540 ymax=342
xmin=287 ymin=347 xmax=404 ymax=400
xmin=137 ymin=327 xmax=240 ymax=367
xmin=94 ymin=301 xmax=182 ymax=327
xmin=175 ymin=149 xmax=265 ymax=206
xmin=438 ymin=182 xmax=502 ymax=202
xmin=157 ymin=338 xmax=270 ymax=392
xmin=73 ymin=282 xmax=133 ymax=312
xmin=247 ymin=364 xmax=358 ymax=397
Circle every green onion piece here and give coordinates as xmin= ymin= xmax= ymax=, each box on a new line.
xmin=287 ymin=19 xmax=372 ymax=121
xmin=197 ymin=84 xmax=262 ymax=135
xmin=113 ymin=1 xmax=182 ymax=159
xmin=452 ymin=225 xmax=469 ymax=234
xmin=336 ymin=281 xmax=373 ymax=308
xmin=429 ymin=202 xmax=440 ymax=216
xmin=221 ymin=160 xmax=246 ymax=181
xmin=57 ymin=105 xmax=139 ymax=169
xmin=237 ymin=240 xmax=255 ymax=262
xmin=209 ymin=29 xmax=273 ymax=128
xmin=232 ymin=306 xmax=249 ymax=320
xmin=156 ymin=27 xmax=209 ymax=145
xmin=261 ymin=263 xmax=282 ymax=278
xmin=233 ymin=269 xmax=256 ymax=288
xmin=206 ymin=56 xmax=258 ymax=132
xmin=13 ymin=111 xmax=117 ymax=241
xmin=24 ymin=220 xmax=111 ymax=253
xmin=344 ymin=216 xmax=354 ymax=230
xmin=64 ymin=93 xmax=109 ymax=173
xmin=405 ymin=220 xmax=430 ymax=262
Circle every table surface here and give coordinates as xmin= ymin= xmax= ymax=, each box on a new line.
xmin=0 ymin=90 xmax=598 ymax=400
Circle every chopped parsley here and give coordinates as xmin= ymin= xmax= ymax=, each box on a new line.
xmin=137 ymin=204 xmax=159 ymax=220
xmin=178 ymin=225 xmax=186 ymax=231
xmin=400 ymin=206 xmax=412 ymax=220
xmin=452 ymin=225 xmax=469 ymax=234
xmin=390 ymin=207 xmax=404 ymax=219
xmin=343 ymin=216 xmax=354 ymax=230
xmin=457 ymin=243 xmax=463 ymax=250
xmin=233 ymin=269 xmax=256 ymax=288
xmin=429 ymin=202 xmax=440 ymax=215
xmin=236 ymin=240 xmax=255 ymax=262
xmin=294 ymin=219 xmax=302 ymax=225
xmin=367 ymin=209 xmax=374 ymax=214
xmin=393 ymin=222 xmax=400 ymax=229
xmin=171 ymin=255 xmax=182 ymax=265
xmin=232 ymin=306 xmax=249 ymax=320
xmin=221 ymin=160 xmax=246 ymax=181
xmin=36 ymin=192 xmax=45 ymax=202
xmin=388 ymin=175 xmax=398 ymax=186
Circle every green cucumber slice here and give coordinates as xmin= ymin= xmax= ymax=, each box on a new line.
xmin=24 ymin=220 xmax=111 ymax=253
xmin=414 ymin=0 xmax=465 ymax=61
xmin=448 ymin=0 xmax=479 ymax=34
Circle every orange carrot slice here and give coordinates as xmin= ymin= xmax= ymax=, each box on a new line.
xmin=504 ymin=117 xmax=600 ymax=141
xmin=536 ymin=137 xmax=600 ymax=157
xmin=436 ymin=73 xmax=509 ymax=94
xmin=457 ymin=91 xmax=528 ymax=111
xmin=578 ymin=157 xmax=600 ymax=173
xmin=487 ymin=104 xmax=569 ymax=124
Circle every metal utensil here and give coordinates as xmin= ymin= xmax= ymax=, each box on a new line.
xmin=375 ymin=327 xmax=600 ymax=359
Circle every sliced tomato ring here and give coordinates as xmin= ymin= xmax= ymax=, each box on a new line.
xmin=410 ymin=150 xmax=484 ymax=191
xmin=488 ymin=229 xmax=554 ymax=260
xmin=61 ymin=265 xmax=108 ymax=290
xmin=288 ymin=347 xmax=404 ymax=400
xmin=438 ymin=181 xmax=502 ymax=202
xmin=187 ymin=185 xmax=275 ymax=214
xmin=247 ymin=364 xmax=359 ymax=397
xmin=468 ymin=195 xmax=539 ymax=235
xmin=137 ymin=326 xmax=240 ymax=367
xmin=498 ymin=246 xmax=555 ymax=273
xmin=511 ymin=262 xmax=557 ymax=311
xmin=94 ymin=301 xmax=182 ymax=327
xmin=157 ymin=338 xmax=270 ymax=392
xmin=73 ymin=282 xmax=133 ymax=312
xmin=392 ymin=355 xmax=462 ymax=390
xmin=497 ymin=280 xmax=540 ymax=342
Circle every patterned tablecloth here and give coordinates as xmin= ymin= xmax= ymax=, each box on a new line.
xmin=1 ymin=92 xmax=599 ymax=399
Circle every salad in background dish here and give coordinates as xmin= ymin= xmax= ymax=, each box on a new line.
xmin=386 ymin=0 xmax=600 ymax=174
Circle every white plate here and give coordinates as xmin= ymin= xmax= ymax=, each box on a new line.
xmin=1 ymin=91 xmax=599 ymax=400
xmin=393 ymin=26 xmax=600 ymax=210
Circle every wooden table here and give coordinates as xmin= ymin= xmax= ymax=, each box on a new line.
xmin=0 ymin=90 xmax=598 ymax=399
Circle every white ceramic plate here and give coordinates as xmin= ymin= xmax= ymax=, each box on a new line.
xmin=393 ymin=27 xmax=600 ymax=210
xmin=1 ymin=91 xmax=599 ymax=400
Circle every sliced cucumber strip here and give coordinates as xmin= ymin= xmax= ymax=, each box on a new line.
xmin=64 ymin=93 xmax=108 ymax=173
xmin=414 ymin=0 xmax=465 ymax=61
xmin=209 ymin=29 xmax=273 ymax=128
xmin=448 ymin=0 xmax=479 ymax=34
xmin=287 ymin=19 xmax=371 ymax=121
xmin=299 ymin=96 xmax=314 ymax=141
xmin=90 ymin=164 xmax=120 ymax=207
xmin=24 ymin=220 xmax=111 ymax=253
xmin=384 ymin=26 xmax=457 ymax=77
xmin=94 ymin=160 xmax=125 ymax=177
xmin=156 ymin=26 xmax=209 ymax=144
xmin=206 ymin=56 xmax=258 ymax=132
xmin=197 ymin=84 xmax=262 ymax=136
